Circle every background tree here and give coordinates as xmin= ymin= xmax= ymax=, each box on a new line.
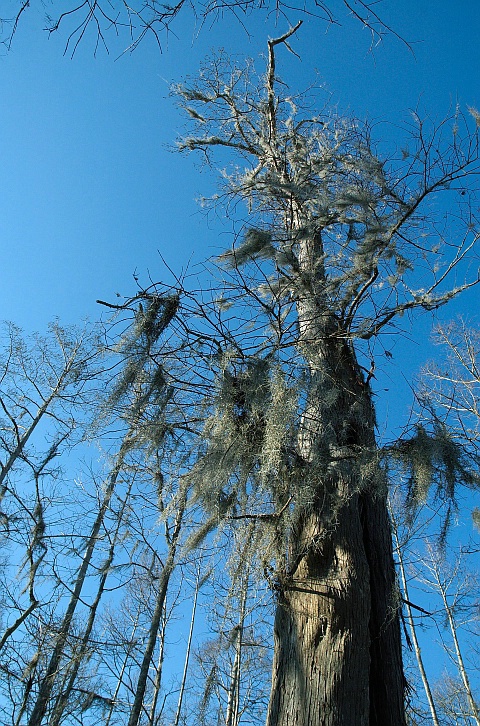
xmin=389 ymin=494 xmax=441 ymax=726
xmin=0 ymin=301 xmax=201 ymax=725
xmin=190 ymin=527 xmax=272 ymax=726
xmin=421 ymin=544 xmax=479 ymax=726
xmin=421 ymin=320 xmax=480 ymax=466
xmin=390 ymin=491 xmax=479 ymax=726
xmin=0 ymin=321 xmax=101 ymax=502
xmin=2 ymin=0 xmax=404 ymax=56
xmin=392 ymin=318 xmax=480 ymax=725
xmin=0 ymin=321 xmax=102 ymax=646
xmin=0 ymin=321 xmax=106 ymax=724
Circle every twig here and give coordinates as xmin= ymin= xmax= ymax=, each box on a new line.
xmin=229 ymin=496 xmax=293 ymax=521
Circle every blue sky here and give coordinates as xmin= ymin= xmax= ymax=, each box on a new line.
xmin=1 ymin=1 xmax=478 ymax=331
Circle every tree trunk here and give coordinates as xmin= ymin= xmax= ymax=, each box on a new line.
xmin=225 ymin=575 xmax=247 ymax=726
xmin=267 ymin=495 xmax=371 ymax=726
xmin=267 ymin=476 xmax=405 ymax=726
xmin=173 ymin=572 xmax=199 ymax=726
xmin=361 ymin=490 xmax=406 ymax=725
xmin=26 ymin=443 xmax=130 ymax=726
xmin=390 ymin=503 xmax=440 ymax=726
xmin=49 ymin=478 xmax=134 ymax=726
xmin=267 ymin=257 xmax=406 ymax=725
xmin=434 ymin=560 xmax=480 ymax=726
xmin=127 ymin=487 xmax=186 ymax=726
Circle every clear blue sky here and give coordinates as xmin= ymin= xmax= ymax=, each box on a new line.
xmin=1 ymin=0 xmax=478 ymax=330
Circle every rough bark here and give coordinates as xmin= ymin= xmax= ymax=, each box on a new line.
xmin=267 ymin=497 xmax=371 ymax=726
xmin=267 ymin=426 xmax=405 ymax=725
xmin=266 ymin=362 xmax=406 ymax=726
xmin=267 ymin=227 xmax=406 ymax=725
xmin=361 ymin=490 xmax=406 ymax=725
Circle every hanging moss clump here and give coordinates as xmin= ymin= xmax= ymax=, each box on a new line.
xmin=391 ymin=421 xmax=479 ymax=515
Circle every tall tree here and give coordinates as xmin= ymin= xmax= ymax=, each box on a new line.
xmin=419 ymin=545 xmax=479 ymax=725
xmin=0 ymin=321 xmax=107 ymax=723
xmin=155 ymin=25 xmax=480 ymax=725
xmin=2 ymin=25 xmax=479 ymax=726
xmin=0 ymin=321 xmax=102 ymax=648
xmin=389 ymin=496 xmax=441 ymax=726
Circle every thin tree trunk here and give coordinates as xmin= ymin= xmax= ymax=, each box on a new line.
xmin=438 ymin=575 xmax=480 ymax=725
xmin=14 ymin=649 xmax=41 ymax=726
xmin=225 ymin=576 xmax=247 ymax=726
xmin=26 ymin=441 xmax=131 ymax=726
xmin=147 ymin=604 xmax=167 ymax=725
xmin=48 ymin=478 xmax=134 ymax=726
xmin=127 ymin=486 xmax=187 ymax=726
xmin=390 ymin=504 xmax=440 ymax=726
xmin=173 ymin=572 xmax=199 ymax=726
xmin=105 ymin=614 xmax=141 ymax=726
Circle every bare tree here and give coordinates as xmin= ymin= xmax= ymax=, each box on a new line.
xmin=420 ymin=545 xmax=479 ymax=726
xmin=2 ymin=21 xmax=480 ymax=723
xmin=389 ymin=493 xmax=441 ymax=726
xmin=25 ymin=445 xmax=125 ymax=726
xmin=2 ymin=0 xmax=404 ymax=56
xmin=173 ymin=567 xmax=202 ymax=726
xmin=0 ymin=302 xmax=197 ymax=724
xmin=0 ymin=321 xmax=101 ymax=503
xmin=40 ymin=463 xmax=137 ymax=726
xmin=192 ymin=557 xmax=272 ymax=726
xmin=0 ymin=321 xmax=104 ymax=712
xmin=125 ymin=480 xmax=188 ymax=726
xmin=434 ymin=674 xmax=480 ymax=726
xmin=421 ymin=320 xmax=480 ymax=451
xmin=23 ymin=296 xmax=193 ymax=726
